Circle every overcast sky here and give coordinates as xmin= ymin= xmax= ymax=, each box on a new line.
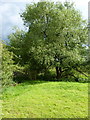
xmin=0 ymin=0 xmax=89 ymax=41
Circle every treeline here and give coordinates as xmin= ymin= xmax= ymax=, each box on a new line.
xmin=1 ymin=1 xmax=90 ymax=86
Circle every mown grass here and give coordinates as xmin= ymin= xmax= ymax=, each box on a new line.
xmin=2 ymin=81 xmax=88 ymax=118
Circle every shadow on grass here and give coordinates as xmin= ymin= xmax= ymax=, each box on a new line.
xmin=13 ymin=75 xmax=89 ymax=87
xmin=16 ymin=79 xmax=89 ymax=88
xmin=20 ymin=80 xmax=49 ymax=86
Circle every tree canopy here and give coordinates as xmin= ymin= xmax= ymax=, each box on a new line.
xmin=8 ymin=1 xmax=88 ymax=81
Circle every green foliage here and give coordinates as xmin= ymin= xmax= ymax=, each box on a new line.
xmin=8 ymin=1 xmax=88 ymax=81
xmin=21 ymin=1 xmax=88 ymax=79
xmin=8 ymin=27 xmax=26 ymax=65
xmin=0 ymin=42 xmax=15 ymax=86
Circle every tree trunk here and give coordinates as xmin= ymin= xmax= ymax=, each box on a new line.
xmin=56 ymin=67 xmax=62 ymax=80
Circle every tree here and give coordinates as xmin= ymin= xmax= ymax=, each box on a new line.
xmin=8 ymin=27 xmax=27 ymax=65
xmin=8 ymin=27 xmax=47 ymax=80
xmin=8 ymin=1 xmax=88 ymax=80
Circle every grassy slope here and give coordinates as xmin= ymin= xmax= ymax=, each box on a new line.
xmin=2 ymin=81 xmax=88 ymax=118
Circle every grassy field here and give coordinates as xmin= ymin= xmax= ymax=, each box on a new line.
xmin=2 ymin=81 xmax=88 ymax=118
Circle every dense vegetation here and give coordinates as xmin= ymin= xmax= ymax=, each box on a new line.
xmin=1 ymin=1 xmax=89 ymax=86
xmin=6 ymin=1 xmax=88 ymax=84
xmin=0 ymin=1 xmax=89 ymax=118
xmin=0 ymin=42 xmax=15 ymax=86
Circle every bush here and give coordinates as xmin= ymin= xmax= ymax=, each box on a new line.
xmin=78 ymin=76 xmax=89 ymax=83
xmin=1 ymin=42 xmax=15 ymax=86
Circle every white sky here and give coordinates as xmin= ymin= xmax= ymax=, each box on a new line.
xmin=0 ymin=0 xmax=89 ymax=41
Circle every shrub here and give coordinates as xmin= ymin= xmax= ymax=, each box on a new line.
xmin=0 ymin=42 xmax=15 ymax=86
